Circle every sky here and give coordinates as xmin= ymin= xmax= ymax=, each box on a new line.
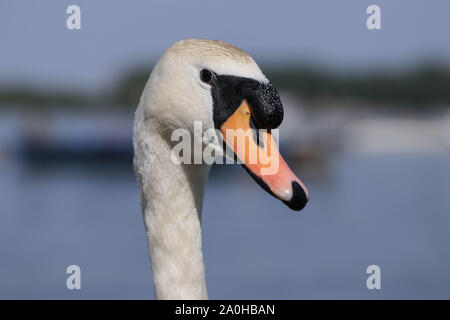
xmin=1 ymin=0 xmax=449 ymax=91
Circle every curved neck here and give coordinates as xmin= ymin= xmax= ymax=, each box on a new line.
xmin=134 ymin=113 xmax=209 ymax=299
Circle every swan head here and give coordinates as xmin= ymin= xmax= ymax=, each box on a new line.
xmin=141 ymin=39 xmax=309 ymax=211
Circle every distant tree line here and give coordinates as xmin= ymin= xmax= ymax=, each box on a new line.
xmin=0 ymin=64 xmax=449 ymax=110
xmin=266 ymin=64 xmax=450 ymax=109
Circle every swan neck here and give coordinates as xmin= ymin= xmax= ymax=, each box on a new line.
xmin=134 ymin=117 xmax=209 ymax=299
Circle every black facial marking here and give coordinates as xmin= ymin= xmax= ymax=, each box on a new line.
xmin=210 ymin=75 xmax=284 ymax=130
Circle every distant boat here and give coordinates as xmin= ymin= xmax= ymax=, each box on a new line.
xmin=17 ymin=111 xmax=133 ymax=164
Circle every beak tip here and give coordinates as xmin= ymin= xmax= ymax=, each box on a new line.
xmin=283 ymin=181 xmax=309 ymax=211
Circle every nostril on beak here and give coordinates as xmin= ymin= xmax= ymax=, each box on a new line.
xmin=284 ymin=181 xmax=309 ymax=211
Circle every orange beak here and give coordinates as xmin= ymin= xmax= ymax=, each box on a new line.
xmin=220 ymin=100 xmax=309 ymax=211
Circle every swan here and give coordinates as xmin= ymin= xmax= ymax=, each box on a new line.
xmin=133 ymin=39 xmax=309 ymax=300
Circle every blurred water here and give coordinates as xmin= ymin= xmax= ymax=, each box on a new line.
xmin=0 ymin=154 xmax=449 ymax=299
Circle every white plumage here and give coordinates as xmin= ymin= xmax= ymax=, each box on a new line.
xmin=133 ymin=39 xmax=308 ymax=299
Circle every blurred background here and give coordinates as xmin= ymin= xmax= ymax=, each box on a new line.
xmin=1 ymin=0 xmax=449 ymax=299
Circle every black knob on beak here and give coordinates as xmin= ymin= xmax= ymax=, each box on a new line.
xmin=245 ymin=82 xmax=284 ymax=129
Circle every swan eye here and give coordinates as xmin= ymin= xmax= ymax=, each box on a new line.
xmin=200 ymin=69 xmax=216 ymax=85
